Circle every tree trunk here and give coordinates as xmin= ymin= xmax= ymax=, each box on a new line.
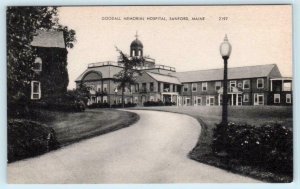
xmin=122 ymin=86 xmax=125 ymax=108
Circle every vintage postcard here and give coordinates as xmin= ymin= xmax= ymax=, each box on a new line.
xmin=7 ymin=5 xmax=293 ymax=184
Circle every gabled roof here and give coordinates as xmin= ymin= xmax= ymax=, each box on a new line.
xmin=146 ymin=71 xmax=181 ymax=85
xmin=172 ymin=64 xmax=280 ymax=83
xmin=31 ymin=30 xmax=65 ymax=48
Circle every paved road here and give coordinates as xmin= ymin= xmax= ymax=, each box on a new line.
xmin=8 ymin=110 xmax=261 ymax=183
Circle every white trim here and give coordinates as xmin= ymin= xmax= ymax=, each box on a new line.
xmin=192 ymin=83 xmax=197 ymax=92
xmin=286 ymin=94 xmax=292 ymax=104
xmin=257 ymin=78 xmax=264 ymax=89
xmin=31 ymin=81 xmax=41 ymax=100
xmin=96 ymin=84 xmax=102 ymax=92
xmin=183 ymin=84 xmax=188 ymax=92
xmin=230 ymin=80 xmax=236 ymax=87
xmin=202 ymin=82 xmax=207 ymax=91
xmin=103 ymin=84 xmax=108 ymax=92
xmin=103 ymin=96 xmax=108 ymax=103
xmin=274 ymin=94 xmax=280 ymax=103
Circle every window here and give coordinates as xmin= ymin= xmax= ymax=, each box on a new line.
xmin=185 ymin=98 xmax=190 ymax=106
xmin=31 ymin=81 xmax=41 ymax=99
xmin=286 ymin=94 xmax=291 ymax=103
xmin=254 ymin=93 xmax=264 ymax=105
xmin=243 ymin=80 xmax=250 ymax=89
xmin=274 ymin=94 xmax=280 ymax=103
xmin=192 ymin=83 xmax=197 ymax=92
xmin=135 ymin=84 xmax=139 ymax=92
xmin=202 ymin=82 xmax=207 ymax=91
xmin=134 ymin=97 xmax=138 ymax=103
xmin=103 ymin=84 xmax=108 ymax=92
xmin=33 ymin=57 xmax=42 ymax=71
xmin=150 ymin=82 xmax=154 ymax=92
xmin=283 ymin=82 xmax=292 ymax=91
xmin=103 ymin=96 xmax=108 ymax=103
xmin=197 ymin=97 xmax=202 ymax=105
xmin=243 ymin=94 xmax=249 ymax=102
xmin=150 ymin=96 xmax=154 ymax=101
xmin=215 ymin=81 xmax=221 ymax=91
xmin=206 ymin=96 xmax=214 ymax=106
xmin=183 ymin=84 xmax=188 ymax=92
xmin=124 ymin=98 xmax=128 ymax=104
xmin=257 ymin=78 xmax=264 ymax=89
xmin=97 ymin=84 xmax=101 ymax=92
xmin=238 ymin=83 xmax=242 ymax=88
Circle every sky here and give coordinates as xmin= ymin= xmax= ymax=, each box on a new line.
xmin=57 ymin=5 xmax=292 ymax=89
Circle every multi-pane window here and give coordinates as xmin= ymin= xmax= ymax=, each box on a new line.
xmin=97 ymin=84 xmax=101 ymax=92
xmin=183 ymin=84 xmax=188 ymax=92
xmin=150 ymin=96 xmax=154 ymax=101
xmin=197 ymin=97 xmax=202 ymax=105
xmin=238 ymin=83 xmax=242 ymax=88
xmin=202 ymin=82 xmax=207 ymax=91
xmin=134 ymin=97 xmax=138 ymax=103
xmin=257 ymin=78 xmax=264 ymax=89
xmin=103 ymin=84 xmax=108 ymax=92
xmin=150 ymin=82 xmax=154 ymax=92
xmin=283 ymin=82 xmax=292 ymax=91
xmin=274 ymin=94 xmax=280 ymax=103
xmin=33 ymin=57 xmax=42 ymax=71
xmin=135 ymin=84 xmax=139 ymax=92
xmin=103 ymin=96 xmax=108 ymax=103
xmin=243 ymin=94 xmax=249 ymax=102
xmin=243 ymin=80 xmax=250 ymax=89
xmin=215 ymin=81 xmax=221 ymax=91
xmin=286 ymin=94 xmax=291 ymax=103
xmin=31 ymin=81 xmax=41 ymax=99
xmin=192 ymin=83 xmax=197 ymax=92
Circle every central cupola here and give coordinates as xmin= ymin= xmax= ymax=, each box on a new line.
xmin=130 ymin=31 xmax=143 ymax=57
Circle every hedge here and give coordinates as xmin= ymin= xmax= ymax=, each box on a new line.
xmin=143 ymin=101 xmax=176 ymax=107
xmin=212 ymin=122 xmax=293 ymax=175
xmin=7 ymin=119 xmax=60 ymax=162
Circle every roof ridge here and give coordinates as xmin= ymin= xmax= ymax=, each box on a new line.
xmin=146 ymin=71 xmax=177 ymax=78
xmin=176 ymin=64 xmax=276 ymax=74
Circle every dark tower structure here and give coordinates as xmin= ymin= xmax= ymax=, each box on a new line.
xmin=130 ymin=31 xmax=143 ymax=57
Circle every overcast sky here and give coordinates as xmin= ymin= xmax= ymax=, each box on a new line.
xmin=57 ymin=5 xmax=292 ymax=89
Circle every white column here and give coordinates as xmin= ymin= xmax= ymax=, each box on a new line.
xmin=231 ymin=94 xmax=234 ymax=106
xmin=170 ymin=84 xmax=173 ymax=92
xmin=218 ymin=94 xmax=220 ymax=106
xmin=236 ymin=93 xmax=238 ymax=106
xmin=171 ymin=95 xmax=173 ymax=102
xmin=270 ymin=80 xmax=273 ymax=91
xmin=160 ymin=83 xmax=164 ymax=93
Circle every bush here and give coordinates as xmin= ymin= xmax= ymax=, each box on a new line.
xmin=143 ymin=100 xmax=176 ymax=107
xmin=212 ymin=122 xmax=293 ymax=175
xmin=111 ymin=102 xmax=137 ymax=108
xmin=7 ymin=119 xmax=60 ymax=162
xmin=87 ymin=102 xmax=110 ymax=109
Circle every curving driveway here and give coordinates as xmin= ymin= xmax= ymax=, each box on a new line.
xmin=8 ymin=110 xmax=261 ymax=183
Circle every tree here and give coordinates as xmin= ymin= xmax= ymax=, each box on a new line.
xmin=114 ymin=47 xmax=143 ymax=108
xmin=7 ymin=7 xmax=76 ymax=107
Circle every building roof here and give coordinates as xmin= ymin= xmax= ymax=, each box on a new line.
xmin=146 ymin=71 xmax=181 ymax=85
xmin=172 ymin=64 xmax=280 ymax=83
xmin=31 ymin=30 xmax=65 ymax=48
xmin=130 ymin=39 xmax=143 ymax=48
xmin=75 ymin=65 xmax=124 ymax=81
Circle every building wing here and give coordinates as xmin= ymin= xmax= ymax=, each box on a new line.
xmin=31 ymin=30 xmax=65 ymax=48
xmin=172 ymin=64 xmax=281 ymax=83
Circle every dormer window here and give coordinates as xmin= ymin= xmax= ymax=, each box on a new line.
xmin=33 ymin=57 xmax=42 ymax=71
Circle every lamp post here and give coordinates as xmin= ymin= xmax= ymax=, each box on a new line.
xmin=220 ymin=34 xmax=232 ymax=125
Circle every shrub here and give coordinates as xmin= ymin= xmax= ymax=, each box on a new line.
xmin=87 ymin=102 xmax=110 ymax=109
xmin=7 ymin=119 xmax=60 ymax=162
xmin=111 ymin=102 xmax=137 ymax=108
xmin=212 ymin=122 xmax=293 ymax=175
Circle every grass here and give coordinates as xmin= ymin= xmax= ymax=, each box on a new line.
xmin=132 ymin=105 xmax=293 ymax=183
xmin=8 ymin=108 xmax=139 ymax=161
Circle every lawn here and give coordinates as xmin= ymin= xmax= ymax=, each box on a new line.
xmin=133 ymin=105 xmax=293 ymax=182
xmin=8 ymin=108 xmax=139 ymax=162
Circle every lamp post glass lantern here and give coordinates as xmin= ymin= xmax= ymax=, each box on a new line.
xmin=220 ymin=34 xmax=232 ymax=125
